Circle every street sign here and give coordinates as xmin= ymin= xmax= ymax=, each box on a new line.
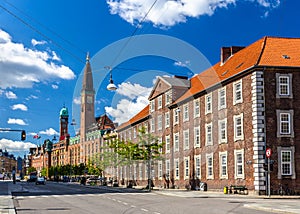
xmin=266 ymin=148 xmax=272 ymax=158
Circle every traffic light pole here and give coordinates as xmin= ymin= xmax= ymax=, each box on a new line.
xmin=0 ymin=128 xmax=26 ymax=140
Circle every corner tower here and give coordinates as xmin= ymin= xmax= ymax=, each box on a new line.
xmin=59 ymin=106 xmax=69 ymax=140
xmin=80 ymin=53 xmax=95 ymax=141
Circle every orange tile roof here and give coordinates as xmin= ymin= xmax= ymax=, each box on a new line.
xmin=175 ymin=36 xmax=300 ymax=104
xmin=116 ymin=105 xmax=149 ymax=131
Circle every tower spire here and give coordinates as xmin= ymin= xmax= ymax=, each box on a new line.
xmin=86 ymin=52 xmax=90 ymax=62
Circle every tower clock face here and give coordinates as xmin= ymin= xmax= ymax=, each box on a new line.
xmin=87 ymin=95 xmax=93 ymax=104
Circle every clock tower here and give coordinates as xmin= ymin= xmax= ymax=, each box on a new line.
xmin=80 ymin=53 xmax=95 ymax=141
xmin=59 ymin=106 xmax=69 ymax=141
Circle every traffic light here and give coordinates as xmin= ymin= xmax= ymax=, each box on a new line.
xmin=21 ymin=130 xmax=26 ymax=141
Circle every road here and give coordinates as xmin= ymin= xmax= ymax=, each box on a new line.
xmin=9 ymin=182 xmax=280 ymax=214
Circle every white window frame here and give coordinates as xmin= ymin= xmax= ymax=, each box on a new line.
xmin=165 ymin=91 xmax=172 ymax=106
xmin=133 ymin=128 xmax=137 ymax=139
xmin=218 ymin=118 xmax=227 ymax=144
xmin=233 ymin=80 xmax=243 ymax=105
xmin=206 ymin=153 xmax=214 ymax=179
xmin=174 ymin=158 xmax=179 ymax=180
xmin=194 ymin=99 xmax=200 ymax=118
xmin=174 ymin=132 xmax=179 ymax=152
xmin=194 ymin=155 xmax=201 ymax=179
xmin=218 ymin=87 xmax=226 ymax=110
xmin=205 ymin=93 xmax=212 ymax=114
xmin=157 ymin=115 xmax=162 ymax=131
xmin=158 ymin=161 xmax=163 ymax=180
xmin=194 ymin=126 xmax=201 ymax=148
xmin=158 ymin=95 xmax=162 ymax=109
xmin=205 ymin=122 xmax=213 ymax=146
xmin=233 ymin=113 xmax=244 ymax=141
xmin=276 ymin=73 xmax=293 ymax=98
xmin=277 ymin=146 xmax=295 ymax=179
xmin=219 ymin=151 xmax=228 ymax=179
xmin=150 ymin=100 xmax=155 ymax=112
xmin=165 ymin=112 xmax=170 ymax=128
xmin=150 ymin=118 xmax=155 ymax=133
xmin=183 ymin=129 xmax=189 ymax=150
xmin=166 ymin=159 xmax=170 ymax=177
xmin=184 ymin=156 xmax=190 ymax=180
xmin=277 ymin=110 xmax=294 ymax=137
xmin=165 ymin=135 xmax=170 ymax=154
xmin=173 ymin=109 xmax=179 ymax=125
xmin=183 ymin=103 xmax=189 ymax=122
xmin=234 ymin=149 xmax=244 ymax=179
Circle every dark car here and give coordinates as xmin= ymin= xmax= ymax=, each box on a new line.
xmin=36 ymin=176 xmax=46 ymax=185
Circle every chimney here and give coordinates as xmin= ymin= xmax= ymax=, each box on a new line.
xmin=221 ymin=46 xmax=245 ymax=64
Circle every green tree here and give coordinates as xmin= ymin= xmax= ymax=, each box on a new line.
xmin=27 ymin=166 xmax=36 ymax=174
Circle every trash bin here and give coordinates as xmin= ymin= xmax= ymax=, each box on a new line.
xmin=224 ymin=186 xmax=228 ymax=194
xmin=200 ymin=182 xmax=207 ymax=191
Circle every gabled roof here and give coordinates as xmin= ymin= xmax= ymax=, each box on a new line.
xmin=174 ymin=36 xmax=300 ymax=104
xmin=116 ymin=105 xmax=149 ymax=131
xmin=148 ymin=76 xmax=190 ymax=99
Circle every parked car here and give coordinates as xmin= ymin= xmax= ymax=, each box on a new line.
xmin=36 ymin=176 xmax=46 ymax=185
xmin=16 ymin=176 xmax=21 ymax=182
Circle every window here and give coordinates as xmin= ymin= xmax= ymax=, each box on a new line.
xmin=158 ymin=95 xmax=162 ymax=109
xmin=219 ymin=152 xmax=228 ymax=179
xmin=183 ymin=129 xmax=189 ymax=150
xmin=165 ymin=112 xmax=170 ymax=128
xmin=277 ymin=110 xmax=294 ymax=137
xmin=234 ymin=149 xmax=244 ymax=179
xmin=174 ymin=132 xmax=179 ymax=152
xmin=194 ymin=126 xmax=200 ymax=148
xmin=277 ymin=146 xmax=295 ymax=179
xmin=218 ymin=87 xmax=226 ymax=109
xmin=205 ymin=123 xmax=213 ymax=146
xmin=133 ymin=128 xmax=137 ymax=139
xmin=166 ymin=159 xmax=170 ymax=177
xmin=184 ymin=157 xmax=189 ymax=179
xmin=173 ymin=109 xmax=179 ymax=125
xmin=194 ymin=155 xmax=201 ymax=179
xmin=276 ymin=73 xmax=292 ymax=98
xmin=205 ymin=93 xmax=212 ymax=114
xmin=165 ymin=135 xmax=170 ymax=153
xmin=234 ymin=114 xmax=244 ymax=141
xmin=233 ymin=80 xmax=243 ymax=105
xmin=165 ymin=91 xmax=172 ymax=106
xmin=174 ymin=159 xmax=179 ymax=180
xmin=157 ymin=115 xmax=162 ymax=131
xmin=194 ymin=99 xmax=200 ymax=118
xmin=158 ymin=161 xmax=163 ymax=179
xmin=150 ymin=100 xmax=155 ymax=112
xmin=218 ymin=119 xmax=227 ymax=144
xmin=150 ymin=118 xmax=155 ymax=133
xmin=139 ymin=165 xmax=143 ymax=179
xmin=183 ymin=104 xmax=189 ymax=121
xmin=206 ymin=153 xmax=213 ymax=179
xmin=281 ymin=151 xmax=291 ymax=175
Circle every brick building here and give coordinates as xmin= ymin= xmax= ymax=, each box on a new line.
xmin=116 ymin=36 xmax=300 ymax=194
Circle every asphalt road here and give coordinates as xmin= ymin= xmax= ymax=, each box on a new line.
xmin=11 ymin=182 xmax=272 ymax=214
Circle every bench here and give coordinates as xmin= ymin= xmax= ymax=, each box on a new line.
xmin=230 ymin=185 xmax=248 ymax=195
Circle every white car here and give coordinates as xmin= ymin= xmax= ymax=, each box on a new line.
xmin=36 ymin=176 xmax=46 ymax=185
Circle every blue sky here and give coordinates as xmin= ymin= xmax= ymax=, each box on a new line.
xmin=0 ymin=0 xmax=298 ymax=157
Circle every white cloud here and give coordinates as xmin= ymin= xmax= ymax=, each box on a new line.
xmin=51 ymin=51 xmax=61 ymax=61
xmin=11 ymin=104 xmax=28 ymax=111
xmin=107 ymin=0 xmax=281 ymax=27
xmin=5 ymin=91 xmax=17 ymax=99
xmin=174 ymin=60 xmax=190 ymax=67
xmin=26 ymin=95 xmax=38 ymax=100
xmin=105 ymin=82 xmax=151 ymax=125
xmin=39 ymin=128 xmax=58 ymax=136
xmin=31 ymin=39 xmax=47 ymax=46
xmin=7 ymin=118 xmax=27 ymax=126
xmin=52 ymin=84 xmax=59 ymax=89
xmin=0 ymin=29 xmax=76 ymax=89
xmin=0 ymin=138 xmax=36 ymax=153
xmin=73 ymin=96 xmax=81 ymax=105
